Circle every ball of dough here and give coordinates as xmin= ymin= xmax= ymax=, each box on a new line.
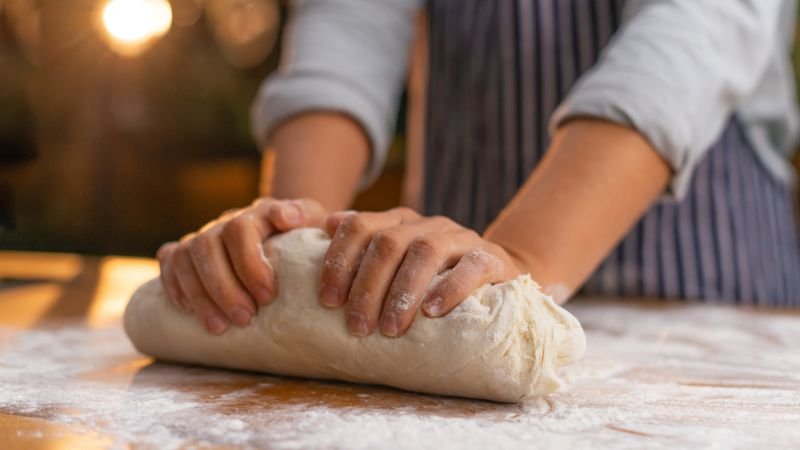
xmin=124 ymin=228 xmax=586 ymax=402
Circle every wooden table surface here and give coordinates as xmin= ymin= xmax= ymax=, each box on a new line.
xmin=0 ymin=251 xmax=798 ymax=449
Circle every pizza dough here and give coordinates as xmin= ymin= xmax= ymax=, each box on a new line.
xmin=124 ymin=228 xmax=586 ymax=402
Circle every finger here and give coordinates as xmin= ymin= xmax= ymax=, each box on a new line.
xmin=319 ymin=211 xmax=407 ymax=317
xmin=422 ymin=245 xmax=505 ymax=318
xmin=324 ymin=207 xmax=420 ymax=238
xmin=221 ymin=212 xmax=277 ymax=306
xmin=187 ymin=233 xmax=258 ymax=327
xmin=245 ymin=197 xmax=280 ymax=231
xmin=324 ymin=210 xmax=356 ymax=237
xmin=269 ymin=198 xmax=328 ymax=231
xmin=378 ymin=230 xmax=471 ymax=337
xmin=156 ymin=242 xmax=191 ymax=312
xmin=219 ymin=207 xmax=242 ymax=220
xmin=348 ymin=217 xmax=455 ymax=337
xmin=172 ymin=246 xmax=230 ymax=334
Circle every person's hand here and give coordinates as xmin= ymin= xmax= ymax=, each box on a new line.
xmin=319 ymin=208 xmax=524 ymax=338
xmin=156 ymin=197 xmax=327 ymax=335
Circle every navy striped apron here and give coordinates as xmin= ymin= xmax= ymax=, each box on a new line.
xmin=423 ymin=0 xmax=800 ymax=306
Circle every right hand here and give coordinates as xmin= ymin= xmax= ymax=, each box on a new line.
xmin=156 ymin=197 xmax=327 ymax=335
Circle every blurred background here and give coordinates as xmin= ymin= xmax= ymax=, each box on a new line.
xmin=0 ymin=0 xmax=405 ymax=256
xmin=0 ymin=0 xmax=796 ymax=257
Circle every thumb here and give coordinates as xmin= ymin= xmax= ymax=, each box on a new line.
xmin=268 ymin=198 xmax=328 ymax=231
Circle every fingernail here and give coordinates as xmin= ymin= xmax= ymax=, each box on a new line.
xmin=381 ymin=313 xmax=400 ymax=337
xmin=230 ymin=307 xmax=253 ymax=326
xmin=283 ymin=203 xmax=301 ymax=223
xmin=320 ymin=284 xmax=340 ymax=307
xmin=206 ymin=314 xmax=229 ymax=334
xmin=347 ymin=312 xmax=369 ymax=336
xmin=423 ymin=296 xmax=444 ymax=317
xmin=255 ymin=286 xmax=274 ymax=306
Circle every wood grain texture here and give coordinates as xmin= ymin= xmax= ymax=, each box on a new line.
xmin=0 ymin=251 xmax=798 ymax=449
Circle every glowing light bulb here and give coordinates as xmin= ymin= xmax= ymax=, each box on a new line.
xmin=100 ymin=0 xmax=172 ymax=56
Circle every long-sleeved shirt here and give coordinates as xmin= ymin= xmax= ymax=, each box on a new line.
xmin=252 ymin=0 xmax=800 ymax=305
xmin=251 ymin=0 xmax=799 ymax=198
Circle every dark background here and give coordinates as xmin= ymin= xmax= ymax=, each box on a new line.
xmin=0 ymin=0 xmax=404 ymax=257
xmin=0 ymin=1 xmax=796 ymax=257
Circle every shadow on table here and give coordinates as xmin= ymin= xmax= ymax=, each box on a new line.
xmin=128 ymin=360 xmax=521 ymax=417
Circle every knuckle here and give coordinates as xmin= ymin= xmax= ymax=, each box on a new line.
xmin=187 ymin=233 xmax=213 ymax=259
xmin=466 ymin=247 xmax=502 ymax=271
xmin=370 ymin=231 xmax=402 ymax=259
xmin=268 ymin=201 xmax=284 ymax=214
xmin=430 ymin=215 xmax=455 ymax=228
xmin=179 ymin=231 xmax=197 ymax=244
xmin=465 ymin=248 xmax=489 ymax=264
xmin=221 ymin=214 xmax=250 ymax=239
xmin=198 ymin=219 xmax=220 ymax=234
xmin=156 ymin=242 xmax=175 ymax=260
xmin=410 ymin=236 xmax=438 ymax=259
xmin=324 ymin=213 xmax=341 ymax=227
xmin=172 ymin=244 xmax=192 ymax=266
xmin=325 ymin=212 xmax=347 ymax=230
xmin=340 ymin=213 xmax=368 ymax=237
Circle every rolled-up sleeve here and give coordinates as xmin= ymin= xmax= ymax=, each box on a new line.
xmin=251 ymin=0 xmax=421 ymax=188
xmin=549 ymin=0 xmax=785 ymax=197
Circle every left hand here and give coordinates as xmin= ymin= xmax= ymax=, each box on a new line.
xmin=319 ymin=208 xmax=524 ymax=337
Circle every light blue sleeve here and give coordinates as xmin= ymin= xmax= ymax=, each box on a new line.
xmin=549 ymin=0 xmax=787 ymax=197
xmin=251 ymin=0 xmax=422 ymax=188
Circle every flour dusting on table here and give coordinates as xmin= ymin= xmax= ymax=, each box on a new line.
xmin=0 ymin=301 xmax=798 ymax=449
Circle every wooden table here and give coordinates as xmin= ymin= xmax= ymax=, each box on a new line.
xmin=0 ymin=251 xmax=798 ymax=449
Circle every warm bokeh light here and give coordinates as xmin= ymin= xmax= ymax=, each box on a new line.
xmin=101 ymin=0 xmax=172 ymax=56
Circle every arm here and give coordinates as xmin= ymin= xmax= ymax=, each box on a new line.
xmin=307 ymin=0 xmax=788 ymax=336
xmin=485 ymin=0 xmax=785 ymax=300
xmin=263 ymin=112 xmax=369 ymax=212
xmin=252 ymin=0 xmax=422 ymax=204
xmin=308 ymin=121 xmax=668 ymax=337
xmin=483 ymin=119 xmax=670 ymax=301
xmin=158 ymin=0 xmax=421 ymax=335
xmin=550 ymin=0 xmax=785 ymax=197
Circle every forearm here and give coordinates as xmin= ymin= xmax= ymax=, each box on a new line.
xmin=251 ymin=1 xmax=419 ymax=207
xmin=261 ymin=112 xmax=370 ymax=212
xmin=483 ymin=119 xmax=670 ymax=301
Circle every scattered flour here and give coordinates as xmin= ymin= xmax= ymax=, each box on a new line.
xmin=1 ymin=300 xmax=799 ymax=449
xmin=393 ymin=293 xmax=415 ymax=311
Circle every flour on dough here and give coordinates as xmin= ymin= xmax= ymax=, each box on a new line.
xmin=124 ymin=228 xmax=586 ymax=402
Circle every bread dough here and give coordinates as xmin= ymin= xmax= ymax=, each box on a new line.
xmin=124 ymin=228 xmax=586 ymax=402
